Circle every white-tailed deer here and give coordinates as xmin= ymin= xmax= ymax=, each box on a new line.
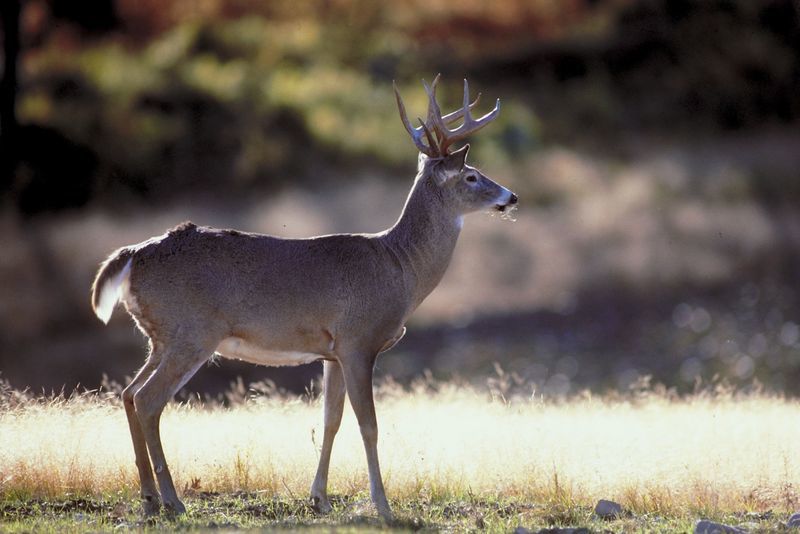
xmin=91 ymin=75 xmax=517 ymax=521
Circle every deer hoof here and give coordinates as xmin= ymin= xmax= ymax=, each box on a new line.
xmin=377 ymin=504 xmax=394 ymax=523
xmin=311 ymin=495 xmax=332 ymax=514
xmin=142 ymin=494 xmax=161 ymax=516
xmin=163 ymin=498 xmax=187 ymax=515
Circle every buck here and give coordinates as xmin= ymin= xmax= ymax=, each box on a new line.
xmin=91 ymin=75 xmax=517 ymax=521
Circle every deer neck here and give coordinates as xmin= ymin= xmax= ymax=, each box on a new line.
xmin=382 ymin=175 xmax=462 ymax=310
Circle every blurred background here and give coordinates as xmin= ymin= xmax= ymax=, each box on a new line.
xmin=1 ymin=0 xmax=799 ymax=398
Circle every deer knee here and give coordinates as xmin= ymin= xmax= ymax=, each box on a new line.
xmin=324 ymin=419 xmax=339 ymax=433
xmin=359 ymin=423 xmax=378 ymax=445
xmin=132 ymin=389 xmax=163 ymax=425
xmin=122 ymin=385 xmax=136 ymax=407
xmin=322 ymin=419 xmax=341 ymax=440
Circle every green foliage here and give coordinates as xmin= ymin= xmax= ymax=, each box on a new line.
xmin=14 ymin=0 xmax=798 ymax=206
xmin=18 ymin=9 xmax=545 ymax=199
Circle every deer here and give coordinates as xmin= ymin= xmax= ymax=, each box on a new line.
xmin=90 ymin=75 xmax=517 ymax=521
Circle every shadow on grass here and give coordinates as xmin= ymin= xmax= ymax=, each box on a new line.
xmin=2 ymin=493 xmax=788 ymax=532
xmin=0 ymin=494 xmax=431 ymax=530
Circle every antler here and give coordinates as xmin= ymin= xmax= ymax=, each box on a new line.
xmin=427 ymin=78 xmax=501 ymax=156
xmin=393 ymin=74 xmax=499 ymax=157
xmin=394 ymin=81 xmax=436 ymax=157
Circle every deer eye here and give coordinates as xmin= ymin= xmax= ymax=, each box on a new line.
xmin=465 ymin=174 xmax=478 ymax=183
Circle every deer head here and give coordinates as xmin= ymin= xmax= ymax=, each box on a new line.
xmin=393 ymin=75 xmax=517 ymax=215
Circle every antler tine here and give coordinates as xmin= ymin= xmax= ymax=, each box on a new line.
xmin=422 ymin=75 xmax=445 ymax=142
xmin=435 ymin=78 xmax=501 ymax=155
xmin=393 ymin=80 xmax=438 ymax=157
xmin=446 ymin=96 xmax=500 ymax=149
xmin=441 ymin=92 xmax=481 ymax=125
xmin=462 ymin=79 xmax=472 ymax=123
xmin=395 ymin=76 xmax=499 ymax=157
xmin=427 ymin=73 xmax=481 ymax=126
xmin=417 ymin=118 xmax=438 ymax=153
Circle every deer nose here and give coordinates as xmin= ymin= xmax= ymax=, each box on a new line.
xmin=509 ymin=193 xmax=518 ymax=205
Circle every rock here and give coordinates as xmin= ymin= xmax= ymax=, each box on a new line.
xmin=513 ymin=528 xmax=532 ymax=534
xmin=594 ymin=499 xmax=623 ymax=519
xmin=788 ymin=513 xmax=800 ymax=528
xmin=694 ymin=520 xmax=746 ymax=534
xmin=535 ymin=529 xmax=591 ymax=534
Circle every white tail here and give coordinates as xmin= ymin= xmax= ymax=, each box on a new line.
xmin=91 ymin=76 xmax=517 ymax=520
xmin=93 ymin=257 xmax=132 ymax=324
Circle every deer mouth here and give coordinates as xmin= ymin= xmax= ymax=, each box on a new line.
xmin=494 ymin=192 xmax=518 ymax=212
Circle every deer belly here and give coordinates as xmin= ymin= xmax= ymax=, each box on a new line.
xmin=215 ymin=337 xmax=322 ymax=367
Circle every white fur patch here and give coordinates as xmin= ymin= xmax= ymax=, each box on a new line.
xmin=215 ymin=337 xmax=322 ymax=367
xmin=95 ymin=258 xmax=132 ymax=324
xmin=445 ymin=169 xmax=460 ymax=181
xmin=379 ymin=326 xmax=407 ymax=353
xmin=431 ymin=168 xmax=460 ymax=186
xmin=417 ymin=152 xmax=428 ymax=172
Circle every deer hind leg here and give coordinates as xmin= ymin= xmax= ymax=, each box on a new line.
xmin=121 ymin=346 xmax=162 ymax=515
xmin=310 ymin=360 xmax=346 ymax=513
xmin=341 ymin=355 xmax=393 ymax=522
xmin=133 ymin=341 xmax=210 ymax=514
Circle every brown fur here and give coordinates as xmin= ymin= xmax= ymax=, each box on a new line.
xmin=92 ymin=95 xmax=517 ymax=521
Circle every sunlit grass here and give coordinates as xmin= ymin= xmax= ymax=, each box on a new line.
xmin=1 ymin=379 xmax=798 ymax=523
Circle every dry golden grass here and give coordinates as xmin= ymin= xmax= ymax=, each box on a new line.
xmin=1 ymin=380 xmax=799 ymax=521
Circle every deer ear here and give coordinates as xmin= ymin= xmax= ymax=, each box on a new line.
xmin=444 ymin=144 xmax=470 ymax=172
xmin=430 ymin=144 xmax=470 ymax=186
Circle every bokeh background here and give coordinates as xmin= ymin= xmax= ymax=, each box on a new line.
xmin=1 ymin=0 xmax=799 ymax=398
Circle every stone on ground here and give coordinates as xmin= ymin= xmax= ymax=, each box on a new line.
xmin=514 ymin=527 xmax=592 ymax=534
xmin=594 ymin=499 xmax=623 ymax=519
xmin=694 ymin=519 xmax=746 ymax=534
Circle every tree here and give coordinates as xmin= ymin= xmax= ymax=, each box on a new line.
xmin=0 ymin=0 xmax=20 ymax=193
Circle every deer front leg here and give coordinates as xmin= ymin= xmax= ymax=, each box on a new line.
xmin=341 ymin=356 xmax=393 ymax=522
xmin=310 ymin=360 xmax=346 ymax=513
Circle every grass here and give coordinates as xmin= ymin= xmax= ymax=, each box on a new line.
xmin=1 ymin=378 xmax=799 ymax=532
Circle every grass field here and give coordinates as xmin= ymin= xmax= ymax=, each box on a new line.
xmin=1 ymin=377 xmax=799 ymax=532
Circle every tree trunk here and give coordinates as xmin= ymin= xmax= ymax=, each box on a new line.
xmin=1 ymin=0 xmax=20 ymax=192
